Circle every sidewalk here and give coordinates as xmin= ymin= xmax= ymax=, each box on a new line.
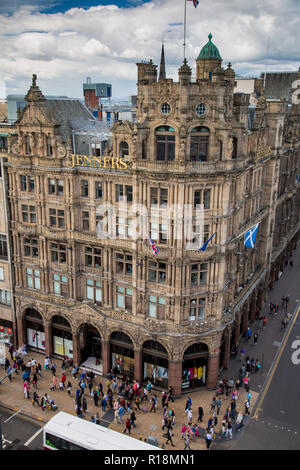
xmin=1 ymin=244 xmax=299 ymax=450
xmin=0 ymin=344 xmax=256 ymax=450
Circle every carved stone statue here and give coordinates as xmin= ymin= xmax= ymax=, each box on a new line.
xmin=37 ymin=133 xmax=44 ymax=155
xmin=226 ymin=137 xmax=233 ymax=158
xmin=29 ymin=133 xmax=35 ymax=154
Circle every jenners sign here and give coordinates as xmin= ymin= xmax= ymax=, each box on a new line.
xmin=70 ymin=154 xmax=128 ymax=169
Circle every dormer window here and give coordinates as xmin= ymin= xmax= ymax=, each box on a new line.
xmin=120 ymin=141 xmax=129 ymax=159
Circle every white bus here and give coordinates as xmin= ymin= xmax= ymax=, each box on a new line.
xmin=43 ymin=411 xmax=161 ymax=450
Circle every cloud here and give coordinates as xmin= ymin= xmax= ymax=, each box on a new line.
xmin=0 ymin=0 xmax=299 ymax=99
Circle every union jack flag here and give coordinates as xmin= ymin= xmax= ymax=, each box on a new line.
xmin=148 ymin=237 xmax=160 ymax=255
xmin=188 ymin=0 xmax=199 ymax=8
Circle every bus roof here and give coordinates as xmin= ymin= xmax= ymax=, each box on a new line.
xmin=43 ymin=411 xmax=161 ymax=450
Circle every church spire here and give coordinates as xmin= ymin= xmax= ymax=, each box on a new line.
xmin=159 ymin=44 xmax=166 ymax=81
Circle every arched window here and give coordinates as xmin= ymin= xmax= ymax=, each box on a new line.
xmin=119 ymin=141 xmax=129 ymax=159
xmin=190 ymin=126 xmax=209 ymax=161
xmin=155 ymin=126 xmax=175 ymax=161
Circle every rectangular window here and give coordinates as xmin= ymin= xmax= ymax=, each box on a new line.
xmin=82 ymin=211 xmax=90 ymax=231
xmin=116 ymin=285 xmax=132 ymax=310
xmin=22 ymin=205 xmax=36 ymax=223
xmin=53 ymin=274 xmax=68 ymax=297
xmin=116 ymin=217 xmax=133 ymax=238
xmin=95 ymin=182 xmax=103 ymax=199
xmin=150 ymin=223 xmax=168 ymax=244
xmin=81 ymin=180 xmax=89 ymax=197
xmin=50 ymin=243 xmax=67 ymax=264
xmin=148 ymin=260 xmax=167 ymax=284
xmin=116 ymin=184 xmax=133 ymax=203
xmin=86 ymin=278 xmax=102 ymax=303
xmin=150 ymin=188 xmax=168 ymax=207
xmin=0 ymin=289 xmax=10 ymax=305
xmin=84 ymin=246 xmax=102 ymax=268
xmin=189 ymin=298 xmax=205 ymax=321
xmin=193 ymin=189 xmax=211 ymax=209
xmin=26 ymin=268 xmax=41 ymax=290
xmin=20 ymin=175 xmax=35 ymax=192
xmin=49 ymin=209 xmax=65 ymax=228
xmin=148 ymin=295 xmax=165 ymax=319
xmin=191 ymin=263 xmax=208 ymax=286
xmin=116 ymin=253 xmax=132 ymax=275
xmin=0 ymin=267 xmax=4 ymax=281
xmin=24 ymin=238 xmax=39 ymax=258
xmin=48 ymin=178 xmax=64 ymax=196
xmin=0 ymin=235 xmax=8 ymax=260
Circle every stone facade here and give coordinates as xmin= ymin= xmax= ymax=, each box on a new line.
xmin=2 ymin=38 xmax=300 ymax=395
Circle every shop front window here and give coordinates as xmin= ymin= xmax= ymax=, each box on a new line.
xmin=182 ymin=343 xmax=209 ymax=389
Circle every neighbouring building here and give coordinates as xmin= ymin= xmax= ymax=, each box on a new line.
xmin=4 ymin=36 xmax=300 ymax=394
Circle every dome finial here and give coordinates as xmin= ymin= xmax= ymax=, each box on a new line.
xmin=208 ymin=32 xmax=212 ymax=41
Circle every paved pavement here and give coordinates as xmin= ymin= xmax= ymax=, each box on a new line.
xmin=0 ymin=242 xmax=299 ymax=450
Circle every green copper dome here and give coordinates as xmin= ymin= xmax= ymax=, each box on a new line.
xmin=197 ymin=33 xmax=222 ymax=60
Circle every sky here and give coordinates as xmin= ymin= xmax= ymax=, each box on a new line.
xmin=0 ymin=0 xmax=299 ymax=100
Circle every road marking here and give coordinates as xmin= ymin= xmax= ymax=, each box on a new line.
xmin=253 ymin=303 xmax=300 ymax=419
xmin=24 ymin=427 xmax=44 ymax=447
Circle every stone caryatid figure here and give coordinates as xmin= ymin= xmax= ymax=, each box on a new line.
xmin=226 ymin=137 xmax=233 ymax=158
xmin=29 ymin=133 xmax=36 ymax=154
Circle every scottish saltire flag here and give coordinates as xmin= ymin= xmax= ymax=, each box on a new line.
xmin=198 ymin=232 xmax=216 ymax=251
xmin=148 ymin=237 xmax=160 ymax=255
xmin=244 ymin=223 xmax=259 ymax=248
xmin=188 ymin=0 xmax=199 ymax=8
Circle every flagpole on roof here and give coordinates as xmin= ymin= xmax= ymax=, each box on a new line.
xmin=183 ymin=0 xmax=187 ymax=60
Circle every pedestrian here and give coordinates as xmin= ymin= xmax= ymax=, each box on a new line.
xmin=93 ymin=389 xmax=99 ymax=406
xmin=184 ymin=433 xmax=191 ymax=450
xmin=167 ymin=386 xmax=174 ymax=402
xmin=244 ymin=400 xmax=250 ymax=415
xmin=23 ymin=380 xmax=30 ymax=399
xmin=221 ymin=419 xmax=227 ymax=438
xmin=216 ymin=398 xmax=221 ymax=415
xmin=123 ymin=417 xmax=131 ymax=434
xmin=197 ymin=405 xmax=204 ymax=422
xmin=32 ymin=391 xmax=39 ymax=406
xmin=130 ymin=411 xmax=136 ymax=429
xmin=61 ymin=372 xmax=66 ymax=388
xmin=246 ymin=327 xmax=252 ymax=341
xmin=205 ymin=430 xmax=213 ymax=450
xmin=166 ymin=428 xmax=175 ymax=447
xmin=255 ymin=359 xmax=261 ymax=373
xmin=82 ymin=396 xmax=87 ymax=415
xmin=263 ymin=316 xmax=267 ymax=328
xmin=235 ymin=378 xmax=241 ymax=390
xmin=226 ymin=421 xmax=233 ymax=439
xmin=253 ymin=332 xmax=258 ymax=345
xmin=240 ymin=346 xmax=246 ymax=362
xmin=90 ymin=416 xmax=95 ymax=423
xmin=149 ymin=396 xmax=156 ymax=413
xmin=101 ymin=397 xmax=107 ymax=412
xmin=210 ymin=396 xmax=216 ymax=413
xmin=141 ymin=387 xmax=148 ymax=402
xmin=67 ymin=381 xmax=72 ymax=396
xmin=187 ymin=408 xmax=193 ymax=424
xmin=95 ymin=412 xmax=101 ymax=425
xmin=59 ymin=380 xmax=64 ymax=391
xmin=118 ymin=405 xmax=125 ymax=423
xmin=181 ymin=424 xmax=187 ymax=439
xmin=236 ymin=412 xmax=244 ymax=431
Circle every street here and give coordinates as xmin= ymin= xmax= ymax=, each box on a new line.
xmin=0 ymin=406 xmax=43 ymax=450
